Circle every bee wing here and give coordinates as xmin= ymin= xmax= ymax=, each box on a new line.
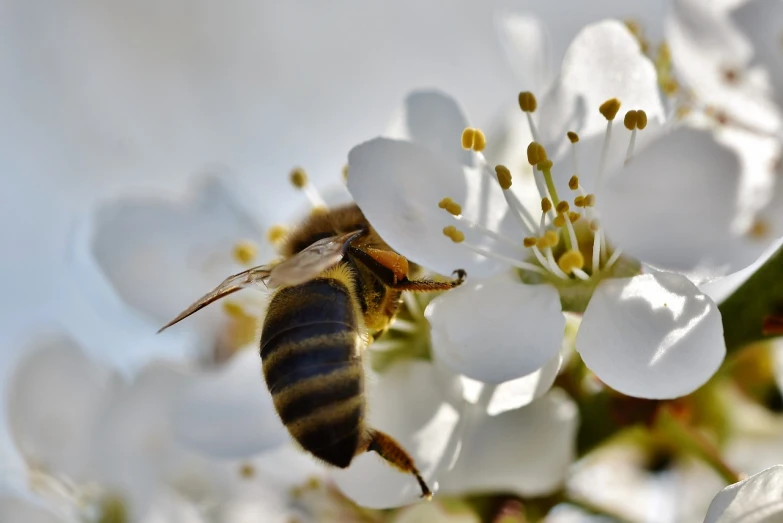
xmin=157 ymin=229 xmax=364 ymax=333
xmin=157 ymin=265 xmax=273 ymax=333
xmin=265 ymin=229 xmax=365 ymax=287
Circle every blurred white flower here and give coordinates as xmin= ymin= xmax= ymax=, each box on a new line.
xmin=704 ymin=465 xmax=783 ymax=523
xmin=6 ymin=334 xmax=320 ymax=522
xmin=347 ymin=20 xmax=752 ymax=400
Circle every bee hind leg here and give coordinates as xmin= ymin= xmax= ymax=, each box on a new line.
xmin=361 ymin=429 xmax=432 ymax=500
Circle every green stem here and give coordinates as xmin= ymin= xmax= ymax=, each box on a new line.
xmin=656 ymin=407 xmax=741 ymax=485
xmin=540 ymin=166 xmax=561 ymax=208
xmin=719 ymin=242 xmax=783 ymax=354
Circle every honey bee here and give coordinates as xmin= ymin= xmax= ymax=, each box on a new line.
xmin=159 ymin=204 xmax=466 ymax=498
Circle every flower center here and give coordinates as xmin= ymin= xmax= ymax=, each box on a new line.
xmin=441 ymin=92 xmax=646 ymax=312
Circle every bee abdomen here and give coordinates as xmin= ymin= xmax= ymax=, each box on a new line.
xmin=260 ymin=277 xmax=366 ymax=468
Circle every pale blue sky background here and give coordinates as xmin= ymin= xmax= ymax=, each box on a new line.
xmin=0 ymin=0 xmax=522 ymax=482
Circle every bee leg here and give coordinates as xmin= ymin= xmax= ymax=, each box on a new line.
xmin=361 ymin=429 xmax=432 ymax=500
xmin=387 ymin=269 xmax=466 ymax=292
xmin=349 ymin=246 xmax=466 ymax=292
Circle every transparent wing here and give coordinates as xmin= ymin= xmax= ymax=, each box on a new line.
xmin=157 ymin=229 xmax=364 ymax=333
xmin=266 ymin=229 xmax=364 ymax=288
xmin=157 ymin=265 xmax=274 ymax=333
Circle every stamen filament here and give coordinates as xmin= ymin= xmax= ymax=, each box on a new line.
xmin=390 ymin=319 xmax=419 ymax=333
xmin=450 ymin=213 xmax=526 ymax=253
xmin=625 ymin=128 xmax=637 ymax=165
xmin=526 ymin=112 xmax=541 ymax=143
xmin=597 ymin=120 xmax=613 ymax=186
xmin=480 ymin=161 xmax=537 ymax=233
xmin=573 ymin=268 xmax=590 ymax=281
xmin=592 ymin=229 xmax=601 ymax=273
xmin=599 ymin=229 xmax=608 ymax=264
xmin=564 ymin=216 xmax=579 ymax=253
xmin=402 ymin=291 xmax=421 ymax=317
xmin=544 ymin=248 xmax=569 ymax=279
xmin=539 ymin=163 xmax=561 ymax=208
xmin=463 ymin=241 xmax=548 ymax=275
xmin=303 ymin=184 xmax=326 ymax=209
xmin=605 ymin=248 xmax=623 ymax=269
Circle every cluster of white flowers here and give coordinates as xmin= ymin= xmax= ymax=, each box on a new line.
xmin=3 ymin=0 xmax=783 ymax=522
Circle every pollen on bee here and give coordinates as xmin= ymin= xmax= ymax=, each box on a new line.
xmin=518 ymin=91 xmax=538 ymax=112
xmin=567 ymin=131 xmax=579 ymax=143
xmin=442 ymin=225 xmax=465 ymax=243
xmin=569 ymin=175 xmax=580 ymax=190
xmin=527 ymin=142 xmax=548 ymax=166
xmin=233 ymin=240 xmax=258 ymax=265
xmin=558 ymin=250 xmax=585 ymax=273
xmin=267 ymin=225 xmax=288 ymax=245
xmin=223 ymin=301 xmax=246 ymax=318
xmin=290 ymin=167 xmax=309 ymax=188
xmin=599 ymin=98 xmax=622 ymax=121
xmin=461 ymin=127 xmax=476 ymax=150
xmin=495 ymin=165 xmax=513 ymax=189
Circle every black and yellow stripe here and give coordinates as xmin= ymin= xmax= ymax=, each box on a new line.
xmin=260 ymin=275 xmax=366 ymax=468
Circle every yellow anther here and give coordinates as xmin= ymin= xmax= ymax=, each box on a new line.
xmin=541 ymin=198 xmax=553 ymax=213
xmin=239 ymin=463 xmax=256 ymax=479
xmin=495 ymin=165 xmax=513 ymax=189
xmin=553 ymin=215 xmax=566 ymax=228
xmin=584 ymin=194 xmax=596 ymax=207
xmin=536 ymin=236 xmax=550 ymax=249
xmin=527 ymin=142 xmax=548 ymax=166
xmin=624 ymin=110 xmax=639 ymax=130
xmin=636 ymin=110 xmax=648 ymax=130
xmin=442 ymin=225 xmax=465 ymax=243
xmin=599 ymin=98 xmax=622 ymax=121
xmin=748 ymin=218 xmax=769 ymax=239
xmin=342 ymin=164 xmax=349 ymax=181
xmin=232 ymin=240 xmax=258 ymax=266
xmin=544 ymin=230 xmax=559 ymax=247
xmin=223 ymin=301 xmax=246 ymax=318
xmin=266 ymin=225 xmax=288 ymax=245
xmin=558 ymin=250 xmax=585 ymax=274
xmin=461 ymin=128 xmax=476 ymax=150
xmin=568 ymin=175 xmax=579 ymax=190
xmin=574 ymin=195 xmax=585 ymax=207
xmin=556 ymin=201 xmax=570 ymax=214
xmin=290 ymin=167 xmax=308 ymax=188
xmin=567 ymin=131 xmax=579 ymax=143
xmin=589 ymin=219 xmax=600 ymax=232
xmin=472 ymin=129 xmax=487 ymax=152
xmin=445 ymin=201 xmax=462 ymax=216
xmin=537 ymin=159 xmax=553 ymax=171
xmin=438 ymin=197 xmax=453 ymax=209
xmin=523 ymin=237 xmax=537 ymax=248
xmin=518 ymin=91 xmax=538 ymax=112
xmin=569 ymin=211 xmax=581 ymax=223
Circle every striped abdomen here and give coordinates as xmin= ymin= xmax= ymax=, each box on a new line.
xmin=260 ymin=275 xmax=365 ymax=468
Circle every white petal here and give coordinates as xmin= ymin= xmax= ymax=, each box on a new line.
xmin=0 ymin=496 xmax=67 ymax=523
xmin=601 ymin=127 xmax=766 ymax=276
xmin=537 ymin=20 xmax=664 ymax=160
xmin=439 ymin=389 xmax=578 ymax=497
xmin=171 ymin=349 xmax=288 ymax=457
xmin=347 ymin=137 xmax=514 ymax=277
xmin=391 ymin=501 xmax=480 ymax=523
xmin=459 ymin=352 xmax=561 ymax=415
xmin=385 ymin=91 xmax=473 ymax=166
xmin=577 ymin=272 xmax=725 ymax=399
xmin=496 ymin=0 xmax=668 ymax=93
xmin=89 ymin=177 xmax=266 ymax=329
xmin=331 ymin=360 xmax=461 ymax=509
xmin=8 ymin=335 xmax=115 ymax=481
xmin=141 ymin=491 xmax=206 ymax=523
xmin=705 ymin=465 xmax=783 ymax=523
xmin=732 ymin=0 xmax=783 ymax=113
xmin=426 ymin=272 xmax=564 ymax=384
xmin=667 ymin=0 xmax=781 ymax=134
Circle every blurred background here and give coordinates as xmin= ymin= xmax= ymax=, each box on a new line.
xmin=0 ymin=0 xmax=519 ymax=466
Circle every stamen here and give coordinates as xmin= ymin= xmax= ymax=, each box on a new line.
xmin=290 ymin=167 xmax=326 ymax=208
xmin=598 ymin=98 xmax=622 ymax=185
xmin=584 ymin=194 xmax=596 ymax=207
xmin=519 ymin=91 xmax=541 ymax=143
xmin=342 ymin=164 xmax=349 ymax=181
xmin=494 ymin=165 xmax=513 ymax=189
xmin=526 ymin=142 xmax=548 ymax=165
xmin=623 ymin=109 xmax=647 ymax=164
xmin=568 ymin=132 xmax=580 ymax=180
xmin=402 ymin=291 xmax=421 ymax=317
xmin=523 ymin=237 xmax=537 ymax=247
xmin=569 ymin=175 xmax=579 ymax=191
xmin=232 ymin=241 xmax=258 ymax=266
xmin=480 ymin=161 xmax=536 ymax=234
xmin=439 ymin=197 xmax=526 ymax=252
xmin=573 ymin=268 xmax=590 ymax=280
xmin=544 ymin=230 xmax=559 ymax=247
xmin=544 ymin=247 xmax=569 ymax=279
xmin=461 ymin=128 xmax=476 ymax=150
xmin=390 ymin=318 xmax=419 ymax=333
xmin=569 ymin=212 xmax=581 ymax=223
xmin=604 ymin=248 xmax=623 ymax=269
xmin=574 ymin=195 xmax=585 ymax=207
xmin=267 ymin=225 xmax=288 ymax=245
xmin=592 ymin=221 xmax=601 ymax=273
xmin=448 ymin=228 xmax=548 ymax=275
xmin=558 ymin=250 xmax=585 ymax=274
